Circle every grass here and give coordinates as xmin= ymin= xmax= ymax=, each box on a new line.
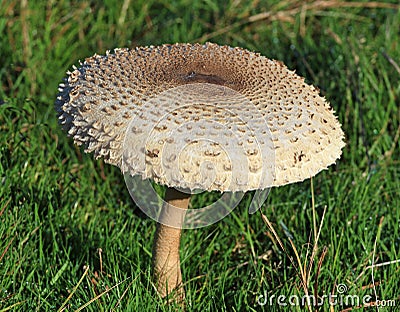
xmin=1 ymin=0 xmax=399 ymax=311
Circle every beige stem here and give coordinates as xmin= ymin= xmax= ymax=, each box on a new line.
xmin=152 ymin=187 xmax=191 ymax=301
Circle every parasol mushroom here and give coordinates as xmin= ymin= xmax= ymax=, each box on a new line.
xmin=55 ymin=43 xmax=345 ymax=302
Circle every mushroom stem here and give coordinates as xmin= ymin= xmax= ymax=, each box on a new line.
xmin=152 ymin=187 xmax=191 ymax=301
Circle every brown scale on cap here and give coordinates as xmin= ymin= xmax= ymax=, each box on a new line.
xmin=56 ymin=42 xmax=345 ymax=191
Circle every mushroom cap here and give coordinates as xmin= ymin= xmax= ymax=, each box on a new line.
xmin=56 ymin=42 xmax=345 ymax=192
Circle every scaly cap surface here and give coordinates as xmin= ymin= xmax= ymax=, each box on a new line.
xmin=56 ymin=43 xmax=345 ymax=191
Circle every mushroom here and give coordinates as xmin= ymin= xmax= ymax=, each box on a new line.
xmin=55 ymin=43 xmax=345 ymax=302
